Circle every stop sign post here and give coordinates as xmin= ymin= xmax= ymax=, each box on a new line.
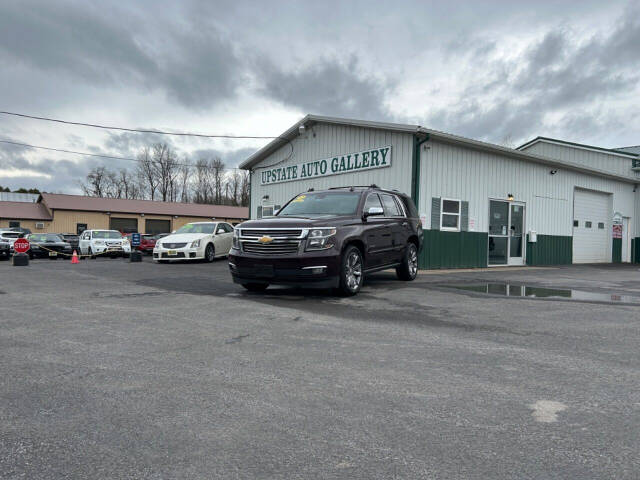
xmin=12 ymin=237 xmax=30 ymax=266
xmin=13 ymin=238 xmax=30 ymax=254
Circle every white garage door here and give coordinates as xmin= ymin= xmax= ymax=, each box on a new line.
xmin=573 ymin=189 xmax=610 ymax=263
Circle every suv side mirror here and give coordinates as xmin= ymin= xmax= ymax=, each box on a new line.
xmin=363 ymin=206 xmax=384 ymax=219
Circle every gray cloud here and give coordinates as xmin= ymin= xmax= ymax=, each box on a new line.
xmin=0 ymin=1 xmax=241 ymax=109
xmin=256 ymin=56 xmax=394 ymax=121
xmin=1 ymin=0 xmax=638 ymax=194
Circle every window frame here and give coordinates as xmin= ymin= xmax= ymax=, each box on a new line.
xmin=262 ymin=205 xmax=274 ymax=217
xmin=9 ymin=221 xmax=20 ymax=229
xmin=379 ymin=193 xmax=402 ymax=217
xmin=440 ymin=198 xmax=461 ymax=232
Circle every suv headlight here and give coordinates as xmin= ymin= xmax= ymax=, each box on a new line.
xmin=190 ymin=239 xmax=201 ymax=248
xmin=232 ymin=228 xmax=240 ymax=249
xmin=305 ymin=228 xmax=337 ymax=251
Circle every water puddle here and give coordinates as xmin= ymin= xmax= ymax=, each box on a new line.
xmin=442 ymin=283 xmax=640 ymax=305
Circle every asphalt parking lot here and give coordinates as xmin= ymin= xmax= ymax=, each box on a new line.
xmin=1 ymin=257 xmax=640 ymax=479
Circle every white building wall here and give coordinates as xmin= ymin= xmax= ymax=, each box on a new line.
xmin=419 ymin=140 xmax=637 ymax=259
xmin=249 ymin=124 xmax=413 ymax=218
xmin=521 ymin=141 xmax=640 ymax=180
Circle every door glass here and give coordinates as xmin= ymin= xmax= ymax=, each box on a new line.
xmin=509 ymin=204 xmax=524 ymax=258
xmin=489 ymin=201 xmax=509 ymax=236
xmin=489 ymin=236 xmax=508 ymax=265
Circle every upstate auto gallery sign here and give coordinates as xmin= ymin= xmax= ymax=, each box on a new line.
xmin=260 ymin=146 xmax=392 ymax=185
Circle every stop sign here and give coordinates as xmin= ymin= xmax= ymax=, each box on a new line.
xmin=13 ymin=238 xmax=30 ymax=254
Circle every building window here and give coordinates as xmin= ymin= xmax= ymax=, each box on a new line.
xmin=598 ymin=222 xmax=605 ymax=229
xmin=9 ymin=221 xmax=20 ymax=228
xmin=440 ymin=199 xmax=461 ymax=231
xmin=77 ymin=223 xmax=87 ymax=234
xmin=573 ymin=220 xmax=579 ymax=227
xmin=262 ymin=205 xmax=274 ymax=217
xmin=585 ymin=221 xmax=592 ymax=228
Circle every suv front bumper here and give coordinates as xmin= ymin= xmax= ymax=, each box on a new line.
xmin=228 ymin=250 xmax=341 ymax=288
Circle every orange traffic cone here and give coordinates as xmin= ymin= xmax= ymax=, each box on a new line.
xmin=71 ymin=250 xmax=80 ymax=264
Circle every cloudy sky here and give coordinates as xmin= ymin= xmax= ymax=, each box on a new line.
xmin=1 ymin=0 xmax=639 ymax=193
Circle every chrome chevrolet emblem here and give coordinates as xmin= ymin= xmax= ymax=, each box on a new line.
xmin=258 ymin=235 xmax=273 ymax=244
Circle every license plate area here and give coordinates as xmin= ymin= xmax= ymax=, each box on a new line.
xmin=168 ymin=250 xmax=177 ymax=256
xmin=49 ymin=251 xmax=57 ymax=257
xmin=253 ymin=264 xmax=274 ymax=278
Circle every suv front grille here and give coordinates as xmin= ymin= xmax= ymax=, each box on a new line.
xmin=242 ymin=241 xmax=300 ymax=255
xmin=240 ymin=229 xmax=303 ymax=238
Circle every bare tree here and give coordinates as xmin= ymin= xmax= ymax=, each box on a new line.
xmin=136 ymin=147 xmax=158 ymax=200
xmin=211 ymin=157 xmax=225 ymax=204
xmin=117 ymin=169 xmax=140 ymax=199
xmin=152 ymin=143 xmax=179 ymax=202
xmin=239 ymin=170 xmax=250 ymax=207
xmin=192 ymin=158 xmax=213 ymax=204
xmin=81 ymin=166 xmax=110 ymax=197
xmin=178 ymin=162 xmax=191 ymax=203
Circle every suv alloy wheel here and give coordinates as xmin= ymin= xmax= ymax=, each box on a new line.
xmin=396 ymin=242 xmax=418 ymax=281
xmin=339 ymin=245 xmax=363 ymax=296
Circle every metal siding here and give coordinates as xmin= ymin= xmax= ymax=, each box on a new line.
xmin=419 ymin=141 xmax=636 ymax=246
xmin=523 ymin=142 xmax=640 ymax=179
xmin=249 ymin=124 xmax=413 ymax=217
xmin=526 ymin=234 xmax=572 ymax=266
xmin=419 ymin=230 xmax=488 ymax=269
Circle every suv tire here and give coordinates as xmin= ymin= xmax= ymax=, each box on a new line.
xmin=396 ymin=242 xmax=418 ymax=281
xmin=338 ymin=245 xmax=364 ymax=296
xmin=242 ymin=283 xmax=269 ymax=292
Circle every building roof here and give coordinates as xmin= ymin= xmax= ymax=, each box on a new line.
xmin=240 ymin=115 xmax=640 ymax=184
xmin=0 ymin=192 xmax=39 ymax=203
xmin=39 ymin=193 xmax=249 ymax=219
xmin=517 ymin=136 xmax=639 ymax=158
xmin=0 ymin=201 xmax=52 ymax=220
xmin=616 ymin=145 xmax=640 ymax=155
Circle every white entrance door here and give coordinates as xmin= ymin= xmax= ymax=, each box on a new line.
xmin=573 ymin=189 xmax=609 ymax=263
xmin=488 ymin=200 xmax=525 ymax=266
xmin=622 ymin=217 xmax=631 ymax=263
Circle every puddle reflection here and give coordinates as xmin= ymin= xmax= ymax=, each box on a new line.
xmin=444 ymin=283 xmax=640 ymax=304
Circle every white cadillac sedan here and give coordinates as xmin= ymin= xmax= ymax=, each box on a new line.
xmin=153 ymin=222 xmax=234 ymax=263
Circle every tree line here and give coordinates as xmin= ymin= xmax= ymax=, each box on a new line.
xmin=0 ymin=186 xmax=41 ymax=194
xmin=80 ymin=143 xmax=250 ymax=206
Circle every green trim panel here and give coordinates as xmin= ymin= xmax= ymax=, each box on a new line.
xmin=419 ymin=230 xmax=488 ymax=269
xmin=612 ymin=238 xmax=622 ymax=263
xmin=632 ymin=238 xmax=640 ymax=264
xmin=526 ymin=234 xmax=572 ymax=266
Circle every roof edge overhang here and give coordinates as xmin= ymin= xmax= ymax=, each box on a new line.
xmin=240 ymin=115 xmax=639 ymax=185
xmin=427 ymin=130 xmax=639 ymax=184
xmin=517 ymin=136 xmax=639 ymax=159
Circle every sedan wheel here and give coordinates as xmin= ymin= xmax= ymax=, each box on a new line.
xmin=338 ymin=245 xmax=363 ymax=296
xmin=205 ymin=243 xmax=215 ymax=263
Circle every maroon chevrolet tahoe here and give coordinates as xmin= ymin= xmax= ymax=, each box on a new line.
xmin=228 ymin=185 xmax=423 ymax=296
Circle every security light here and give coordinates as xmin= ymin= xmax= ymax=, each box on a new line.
xmin=507 ymin=194 xmax=514 ymax=201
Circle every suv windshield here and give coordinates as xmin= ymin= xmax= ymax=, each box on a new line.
xmin=278 ymin=192 xmax=361 ymax=217
xmin=93 ymin=231 xmax=122 ymax=239
xmin=175 ymin=223 xmax=215 ymax=234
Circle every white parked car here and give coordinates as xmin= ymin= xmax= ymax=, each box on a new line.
xmin=153 ymin=222 xmax=234 ymax=263
xmin=0 ymin=230 xmax=25 ymax=253
xmin=78 ymin=229 xmax=131 ymax=257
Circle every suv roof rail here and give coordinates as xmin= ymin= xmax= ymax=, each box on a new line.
xmin=328 ymin=184 xmax=379 ymax=190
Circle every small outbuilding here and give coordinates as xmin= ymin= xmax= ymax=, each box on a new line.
xmin=0 ymin=193 xmax=249 ymax=235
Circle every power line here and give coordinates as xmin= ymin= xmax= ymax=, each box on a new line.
xmin=0 ymin=110 xmax=282 ymax=140
xmin=0 ymin=108 xmax=294 ymax=167
xmin=0 ymin=138 xmax=244 ymax=171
